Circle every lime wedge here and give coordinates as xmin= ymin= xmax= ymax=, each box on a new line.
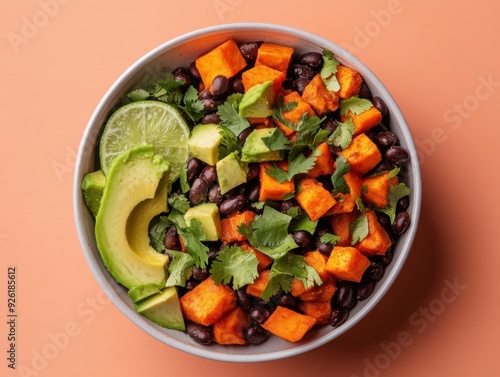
xmin=99 ymin=101 xmax=190 ymax=182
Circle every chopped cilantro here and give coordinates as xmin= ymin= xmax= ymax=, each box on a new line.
xmin=331 ymin=155 xmax=351 ymax=194
xmin=165 ymin=250 xmax=194 ymax=287
xmin=178 ymin=162 xmax=190 ymax=194
xmin=265 ymin=149 xmax=319 ymax=183
xmin=340 ymin=96 xmax=373 ymax=117
xmin=251 ymin=206 xmax=293 ymax=247
xmin=210 ymin=246 xmax=259 ymax=290
xmin=217 ymin=93 xmax=251 ymax=136
xmin=373 ymin=182 xmax=410 ymax=223
xmin=320 ymin=232 xmax=340 ymax=245
xmin=350 ymin=214 xmax=369 ymax=245
xmin=178 ymin=85 xmax=205 ymax=122
xmin=290 ymin=211 xmax=318 ymax=235
xmin=218 ymin=125 xmax=241 ymax=160
xmin=127 ymin=89 xmax=150 ymax=102
xmin=148 ymin=215 xmax=170 ymax=252
xmin=321 ymin=49 xmax=341 ymax=92
xmin=262 ymin=127 xmax=291 ymax=151
xmin=168 ymin=212 xmax=208 ymax=268
xmin=167 ymin=193 xmax=190 ymax=214
xmin=328 ymin=119 xmax=355 ymax=150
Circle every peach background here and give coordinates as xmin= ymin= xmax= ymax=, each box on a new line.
xmin=1 ymin=0 xmax=499 ymax=376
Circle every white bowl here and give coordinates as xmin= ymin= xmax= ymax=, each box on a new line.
xmin=73 ymin=23 xmax=421 ymax=362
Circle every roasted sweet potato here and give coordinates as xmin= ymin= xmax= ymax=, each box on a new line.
xmin=301 ymin=73 xmax=339 ymax=115
xmin=275 ymin=91 xmax=316 ymax=137
xmin=341 ymin=106 xmax=383 ymax=137
xmin=295 ymin=178 xmax=336 ymax=222
xmin=298 ymin=278 xmax=336 ymax=302
xmin=329 ymin=210 xmax=360 ymax=246
xmin=239 ymin=242 xmax=273 ymax=271
xmin=180 ymin=277 xmax=237 ymax=326
xmin=355 ymin=209 xmax=392 ymax=256
xmin=213 ymin=307 xmax=250 ymax=345
xmin=246 ymin=269 xmax=270 ymax=298
xmin=299 ymin=300 xmax=332 ymax=325
xmin=259 ymin=162 xmax=295 ymax=201
xmin=325 ymin=246 xmax=370 ymax=283
xmin=262 ymin=306 xmax=317 ymax=343
xmin=307 ymin=142 xmax=335 ymax=178
xmin=336 ymin=65 xmax=363 ymax=99
xmin=291 ymin=251 xmax=330 ymax=297
xmin=361 ymin=172 xmax=399 ymax=208
xmin=221 ymin=211 xmax=256 ymax=243
xmin=195 ymin=39 xmax=247 ymax=88
xmin=341 ymin=133 xmax=382 ymax=175
xmin=241 ymin=64 xmax=286 ymax=93
xmin=255 ymin=42 xmax=294 ymax=72
xmin=325 ymin=171 xmax=363 ymax=215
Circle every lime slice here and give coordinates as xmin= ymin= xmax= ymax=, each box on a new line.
xmin=99 ymin=101 xmax=190 ymax=182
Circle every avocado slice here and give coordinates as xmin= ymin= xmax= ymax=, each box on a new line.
xmin=184 ymin=203 xmax=222 ymax=241
xmin=241 ymin=128 xmax=285 ymax=162
xmin=94 ymin=145 xmax=170 ymax=289
xmin=187 ymin=123 xmax=222 ymax=165
xmin=239 ymin=80 xmax=275 ymax=118
xmin=128 ymin=283 xmax=162 ymax=303
xmin=81 ymin=170 xmax=106 ymax=217
xmin=216 ymin=152 xmax=248 ymax=194
xmin=134 ymin=287 xmax=185 ymax=331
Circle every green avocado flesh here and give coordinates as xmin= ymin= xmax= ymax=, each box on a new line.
xmin=134 ymin=287 xmax=185 ymax=331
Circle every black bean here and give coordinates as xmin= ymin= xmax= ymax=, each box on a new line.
xmin=392 ymin=211 xmax=410 ymax=235
xmin=191 ymin=266 xmax=209 ymax=282
xmin=246 ymin=163 xmax=259 ymax=181
xmin=298 ymin=52 xmax=323 ymax=68
xmin=184 ymin=279 xmax=199 ymax=291
xmin=172 ymin=67 xmax=192 ymax=89
xmin=358 ymin=83 xmax=372 ymax=99
xmin=293 ymin=230 xmax=312 ymax=248
xmin=211 ymin=75 xmax=229 ymax=96
xmin=235 ymin=289 xmax=253 ymax=310
xmin=189 ymin=61 xmax=201 ymax=80
xmin=356 ymin=276 xmax=375 ymax=301
xmin=219 ymin=194 xmax=247 ymax=216
xmin=186 ymin=322 xmax=213 ymax=345
xmin=238 ymin=127 xmax=253 ymax=145
xmin=189 ymin=178 xmax=207 ymax=205
xmin=201 ymin=113 xmax=221 ymax=124
xmin=186 ymin=157 xmax=203 ymax=183
xmin=372 ymin=96 xmax=389 ymax=118
xmin=249 ymin=304 xmax=271 ymax=324
xmin=199 ymin=89 xmax=213 ymax=100
xmin=281 ymin=79 xmax=295 ymax=91
xmin=230 ymin=77 xmax=245 ymax=94
xmin=334 ymin=281 xmax=357 ymax=309
xmin=397 ymin=196 xmax=410 ymax=212
xmin=374 ymin=161 xmax=396 ymax=175
xmin=385 ymin=146 xmax=410 ymax=166
xmin=375 ymin=131 xmax=398 ymax=149
xmin=291 ymin=64 xmax=315 ymax=79
xmin=277 ymin=293 xmax=299 ymax=309
xmin=376 ymin=212 xmax=392 ymax=233
xmin=200 ymin=165 xmax=217 ymax=183
xmin=294 ymin=77 xmax=310 ymax=94
xmin=280 ymin=199 xmax=298 ymax=214
xmin=316 ymin=237 xmax=334 ymax=256
xmin=377 ymin=247 xmax=394 ymax=266
xmin=208 ymin=184 xmax=221 ymax=204
xmin=245 ymin=326 xmax=269 ymax=345
xmin=201 ymin=98 xmax=218 ymax=112
xmin=247 ymin=183 xmax=260 ymax=203
xmin=329 ymin=307 xmax=349 ymax=327
xmin=239 ymin=42 xmax=259 ymax=61
xmin=322 ymin=118 xmax=338 ymax=132
xmin=369 ymin=261 xmax=385 ymax=281
xmin=207 ymin=248 xmax=220 ymax=264
xmin=164 ymin=225 xmax=182 ymax=251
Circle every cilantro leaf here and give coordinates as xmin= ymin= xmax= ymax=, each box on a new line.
xmin=210 ymin=246 xmax=259 ymax=290
xmin=328 ymin=119 xmax=354 ymax=150
xmin=168 ymin=213 xmax=208 ymax=268
xmin=217 ymin=93 xmax=251 ymax=136
xmin=340 ymin=96 xmax=373 ymax=117
xmin=355 ymin=195 xmax=366 ymax=213
xmin=167 ymin=193 xmax=190 ymax=214
xmin=252 ymin=206 xmax=293 ymax=247
xmin=148 ymin=215 xmax=170 ymax=252
xmin=262 ymin=127 xmax=291 ymax=151
xmin=373 ymin=182 xmax=410 ymax=223
xmin=179 ymin=162 xmax=190 ymax=194
xmin=350 ymin=214 xmax=369 ymax=245
xmin=297 ymin=264 xmax=323 ymax=290
xmin=331 ymin=155 xmax=351 ymax=194
xmin=261 ymin=272 xmax=293 ymax=301
xmin=218 ymin=125 xmax=241 ymax=160
xmin=265 ymin=150 xmax=318 ymax=183
xmin=165 ymin=250 xmax=193 ymax=287
xmin=290 ymin=211 xmax=318 ymax=234
xmin=127 ymin=89 xmax=150 ymax=102
xmin=237 ymin=224 xmax=299 ymax=259
xmin=320 ymin=232 xmax=340 ymax=245
xmin=179 ymin=85 xmax=205 ymax=122
xmin=321 ymin=49 xmax=341 ymax=92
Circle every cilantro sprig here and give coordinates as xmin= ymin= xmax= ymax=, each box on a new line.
xmin=217 ymin=93 xmax=251 ymax=136
xmin=340 ymin=96 xmax=373 ymax=117
xmin=321 ymin=49 xmax=341 ymax=92
xmin=373 ymin=183 xmax=410 ymax=224
xmin=210 ymin=246 xmax=259 ymax=290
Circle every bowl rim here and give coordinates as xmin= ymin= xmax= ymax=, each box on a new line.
xmin=73 ymin=22 xmax=422 ymax=362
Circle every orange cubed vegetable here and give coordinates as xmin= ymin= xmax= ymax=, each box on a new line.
xmin=299 ymin=300 xmax=332 ymax=325
xmin=325 ymin=171 xmax=363 ymax=215
xmin=246 ymin=269 xmax=270 ymax=298
xmin=275 ymin=91 xmax=316 ymax=137
xmin=361 ymin=172 xmax=399 ymax=208
xmin=336 ymin=65 xmax=363 ymax=99
xmin=341 ymin=106 xmax=383 ymax=137
xmin=356 ymin=209 xmax=392 ymax=256
xmin=239 ymin=242 xmax=273 ymax=271
xmin=221 ymin=211 xmax=256 ymax=243
xmin=296 ymin=178 xmax=336 ymax=222
xmin=247 ymin=117 xmax=271 ymax=126
xmin=213 ymin=307 xmax=250 ymax=345
xmin=291 ymin=251 xmax=329 ymax=297
xmin=329 ymin=211 xmax=360 ymax=246
xmin=301 ymin=74 xmax=339 ymax=115
xmin=259 ymin=162 xmax=295 ymax=201
xmin=255 ymin=42 xmax=294 ymax=72
xmin=299 ymin=279 xmax=336 ymax=302
xmin=179 ymin=277 xmax=237 ymax=326
xmin=195 ymin=39 xmax=247 ymax=88
xmin=262 ymin=306 xmax=317 ymax=343
xmin=341 ymin=133 xmax=382 ymax=175
xmin=241 ymin=64 xmax=286 ymax=93
xmin=326 ymin=246 xmax=370 ymax=282
xmin=307 ymin=142 xmax=335 ymax=178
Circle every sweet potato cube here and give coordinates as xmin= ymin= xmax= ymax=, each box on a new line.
xmin=275 ymin=91 xmax=316 ymax=137
xmin=239 ymin=242 xmax=273 ymax=271
xmin=213 ymin=307 xmax=250 ymax=345
xmin=326 ymin=171 xmax=363 ymax=215
xmin=246 ymin=269 xmax=270 ymax=298
xmin=255 ymin=42 xmax=294 ymax=72
xmin=179 ymin=277 xmax=237 ymax=326
xmin=341 ymin=106 xmax=383 ymax=137
xmin=329 ymin=211 xmax=360 ymax=246
xmin=221 ymin=211 xmax=256 ymax=243
xmin=302 ymin=74 xmax=339 ymax=115
xmin=341 ymin=133 xmax=382 ymax=175
xmin=262 ymin=306 xmax=317 ymax=343
xmin=291 ymin=251 xmax=330 ymax=297
xmin=296 ymin=178 xmax=336 ymax=222
xmin=195 ymin=39 xmax=247 ymax=88
xmin=259 ymin=162 xmax=295 ymax=201
xmin=326 ymin=246 xmax=370 ymax=282
xmin=299 ymin=300 xmax=332 ymax=325
xmin=242 ymin=64 xmax=286 ymax=93
xmin=361 ymin=172 xmax=399 ymax=208
xmin=356 ymin=209 xmax=392 ymax=256
xmin=307 ymin=142 xmax=335 ymax=178
xmin=299 ymin=278 xmax=336 ymax=302
xmin=336 ymin=65 xmax=363 ymax=99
